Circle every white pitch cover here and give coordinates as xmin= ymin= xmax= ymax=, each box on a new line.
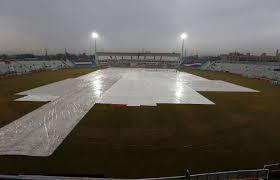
xmin=15 ymin=95 xmax=59 ymax=102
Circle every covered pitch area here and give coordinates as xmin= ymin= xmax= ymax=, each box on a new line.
xmin=0 ymin=67 xmax=279 ymax=178
xmin=0 ymin=68 xmax=257 ymax=156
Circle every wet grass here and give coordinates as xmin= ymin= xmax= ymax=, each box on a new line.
xmin=0 ymin=68 xmax=280 ymax=178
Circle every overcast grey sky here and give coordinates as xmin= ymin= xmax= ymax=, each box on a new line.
xmin=0 ymin=0 xmax=279 ymax=55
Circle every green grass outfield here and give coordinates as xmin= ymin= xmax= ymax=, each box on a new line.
xmin=0 ymin=67 xmax=280 ymax=178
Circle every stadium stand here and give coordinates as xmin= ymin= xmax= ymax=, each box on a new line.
xmin=0 ymin=60 xmax=69 ymax=77
xmin=96 ymin=52 xmax=180 ymax=68
xmin=203 ymin=60 xmax=280 ymax=84
xmin=65 ymin=52 xmax=96 ymax=68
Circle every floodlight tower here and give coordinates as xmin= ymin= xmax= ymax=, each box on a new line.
xmin=180 ymin=33 xmax=188 ymax=60
xmin=91 ymin=32 xmax=99 ymax=54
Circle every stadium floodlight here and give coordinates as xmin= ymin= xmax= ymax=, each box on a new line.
xmin=91 ymin=32 xmax=99 ymax=54
xmin=180 ymin=33 xmax=188 ymax=40
xmin=91 ymin=32 xmax=99 ymax=39
xmin=180 ymin=33 xmax=188 ymax=61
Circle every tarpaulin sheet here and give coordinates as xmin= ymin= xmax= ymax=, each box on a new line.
xmin=0 ymin=70 xmax=121 ymax=156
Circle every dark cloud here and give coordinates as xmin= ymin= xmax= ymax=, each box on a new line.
xmin=0 ymin=0 xmax=279 ymax=55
